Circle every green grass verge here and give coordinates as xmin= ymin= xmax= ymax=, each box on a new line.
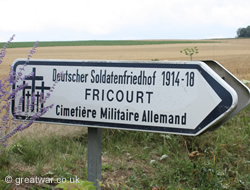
xmin=0 ymin=40 xmax=220 ymax=48
xmin=0 ymin=104 xmax=249 ymax=189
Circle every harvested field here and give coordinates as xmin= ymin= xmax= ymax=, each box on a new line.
xmin=1 ymin=38 xmax=250 ymax=80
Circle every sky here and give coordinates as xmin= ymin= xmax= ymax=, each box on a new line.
xmin=0 ymin=0 xmax=250 ymax=42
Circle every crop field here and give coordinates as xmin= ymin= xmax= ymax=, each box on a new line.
xmin=0 ymin=38 xmax=249 ymax=189
xmin=1 ymin=38 xmax=250 ymax=81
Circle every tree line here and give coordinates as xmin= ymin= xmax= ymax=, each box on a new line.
xmin=237 ymin=25 xmax=250 ymax=38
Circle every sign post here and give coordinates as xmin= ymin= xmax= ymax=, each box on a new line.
xmin=87 ymin=127 xmax=102 ymax=189
xmin=11 ymin=59 xmax=249 ymax=188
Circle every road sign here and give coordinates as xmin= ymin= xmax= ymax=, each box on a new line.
xmin=11 ymin=59 xmax=238 ymax=136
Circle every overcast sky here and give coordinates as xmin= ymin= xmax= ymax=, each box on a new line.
xmin=1 ymin=0 xmax=249 ymax=42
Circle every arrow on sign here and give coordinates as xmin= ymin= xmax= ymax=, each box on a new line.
xmin=202 ymin=60 xmax=250 ymax=131
xmin=11 ymin=59 xmax=239 ymax=136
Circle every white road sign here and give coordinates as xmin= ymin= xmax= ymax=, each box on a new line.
xmin=11 ymin=59 xmax=238 ymax=136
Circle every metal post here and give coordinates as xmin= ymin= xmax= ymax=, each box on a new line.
xmin=88 ymin=127 xmax=102 ymax=189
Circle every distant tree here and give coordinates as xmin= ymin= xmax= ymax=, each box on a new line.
xmin=237 ymin=25 xmax=250 ymax=37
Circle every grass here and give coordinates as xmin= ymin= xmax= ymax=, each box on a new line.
xmin=0 ymin=104 xmax=249 ymax=189
xmin=0 ymin=40 xmax=220 ymax=48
